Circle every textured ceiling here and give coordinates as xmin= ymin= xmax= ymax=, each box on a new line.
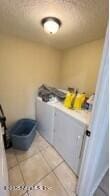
xmin=0 ymin=0 xmax=108 ymax=49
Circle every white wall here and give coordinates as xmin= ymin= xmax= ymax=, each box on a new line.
xmin=0 ymin=33 xmax=104 ymax=126
xmin=0 ymin=34 xmax=62 ymax=125
xmin=60 ymin=39 xmax=104 ymax=95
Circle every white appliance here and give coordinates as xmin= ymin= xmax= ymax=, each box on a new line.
xmin=36 ymin=97 xmax=91 ymax=175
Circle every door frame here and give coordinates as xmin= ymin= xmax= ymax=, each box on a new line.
xmin=76 ymin=26 xmax=109 ymax=196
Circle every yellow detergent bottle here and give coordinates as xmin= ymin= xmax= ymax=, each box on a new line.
xmin=64 ymin=91 xmax=75 ymax=109
xmin=73 ymin=93 xmax=86 ymax=109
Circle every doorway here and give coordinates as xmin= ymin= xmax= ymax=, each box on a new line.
xmin=76 ymin=27 xmax=109 ymax=196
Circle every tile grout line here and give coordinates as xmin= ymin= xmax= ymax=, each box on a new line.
xmin=26 ymin=170 xmax=53 ymax=195
xmin=40 ymin=144 xmax=77 ymax=192
xmin=10 ymin=145 xmax=75 ymax=178
xmin=15 ymin=151 xmax=28 ymax=196
xmin=8 ymin=142 xmax=54 ymax=171
xmin=24 ymin=153 xmax=65 ymax=194
xmin=17 ymin=167 xmax=31 ymax=196
xmin=7 ymin=134 xmax=76 ymax=196
xmin=33 ymin=149 xmax=70 ymax=196
xmin=63 ymin=160 xmax=78 ymax=178
xmin=99 ymin=186 xmax=108 ymax=196
xmin=39 ymin=138 xmax=77 ymax=182
xmin=53 ymin=170 xmax=70 ymax=196
xmin=20 ymin=157 xmax=64 ymax=194
xmin=8 ymin=132 xmax=50 ymax=167
xmin=13 ymin=135 xmax=50 ymax=165
xmin=37 ymin=150 xmax=71 ymax=195
xmin=54 ymin=160 xmax=78 ymax=196
xmin=53 ymin=159 xmax=78 ymax=195
xmin=6 ymin=148 xmax=18 ymax=170
xmin=7 ymin=144 xmax=50 ymax=182
xmin=7 ymin=149 xmax=27 ymax=196
xmin=21 ymin=190 xmax=29 ymax=196
xmin=8 ymin=165 xmax=27 ymax=196
xmin=13 ymin=142 xmax=74 ymax=196
xmin=8 ymin=163 xmax=18 ymax=171
xmin=40 ymin=148 xmax=64 ymax=171
xmin=14 ymin=145 xmax=48 ymax=165
xmin=6 ymin=134 xmax=50 ymax=195
xmin=15 ymin=147 xmax=52 ymax=195
xmin=14 ymin=150 xmax=39 ymax=164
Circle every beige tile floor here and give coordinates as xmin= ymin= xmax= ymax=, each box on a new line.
xmin=6 ymin=132 xmax=77 ymax=196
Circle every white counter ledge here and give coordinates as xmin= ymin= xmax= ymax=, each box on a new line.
xmin=37 ymin=97 xmax=91 ymax=127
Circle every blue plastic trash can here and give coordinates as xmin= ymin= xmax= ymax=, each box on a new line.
xmin=10 ymin=119 xmax=38 ymax=150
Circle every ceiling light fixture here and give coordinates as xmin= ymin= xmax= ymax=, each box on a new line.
xmin=41 ymin=17 xmax=61 ymax=34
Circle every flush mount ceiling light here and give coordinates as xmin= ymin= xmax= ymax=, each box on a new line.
xmin=41 ymin=17 xmax=61 ymax=34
